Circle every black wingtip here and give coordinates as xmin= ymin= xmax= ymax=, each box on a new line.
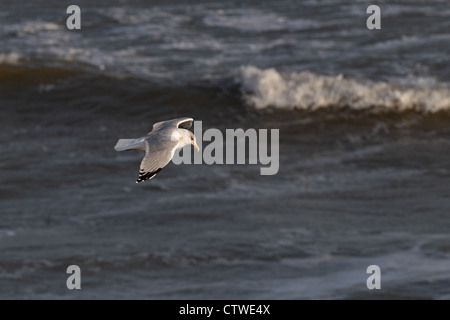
xmin=136 ymin=168 xmax=163 ymax=183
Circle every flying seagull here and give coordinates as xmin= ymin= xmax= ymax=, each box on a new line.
xmin=114 ymin=117 xmax=199 ymax=183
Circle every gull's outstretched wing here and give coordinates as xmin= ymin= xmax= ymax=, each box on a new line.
xmin=114 ymin=137 xmax=146 ymax=152
xmin=150 ymin=117 xmax=193 ymax=133
xmin=136 ymin=136 xmax=178 ymax=183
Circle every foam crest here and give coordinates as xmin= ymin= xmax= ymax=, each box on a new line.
xmin=240 ymin=66 xmax=450 ymax=113
xmin=0 ymin=53 xmax=21 ymax=64
xmin=203 ymin=8 xmax=319 ymax=32
xmin=3 ymin=21 xmax=59 ymax=36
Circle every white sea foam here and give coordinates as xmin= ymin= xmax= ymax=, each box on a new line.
xmin=104 ymin=7 xmax=190 ymax=26
xmin=0 ymin=229 xmax=16 ymax=239
xmin=366 ymin=34 xmax=450 ymax=52
xmin=3 ymin=21 xmax=59 ymax=36
xmin=203 ymin=8 xmax=319 ymax=32
xmin=239 ymin=66 xmax=450 ymax=113
xmin=0 ymin=52 xmax=21 ymax=64
xmin=275 ymin=242 xmax=450 ymax=299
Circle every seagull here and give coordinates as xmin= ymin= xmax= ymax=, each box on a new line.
xmin=114 ymin=117 xmax=199 ymax=183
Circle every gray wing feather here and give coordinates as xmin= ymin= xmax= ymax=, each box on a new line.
xmin=151 ymin=117 xmax=193 ymax=133
xmin=114 ymin=137 xmax=146 ymax=151
xmin=136 ymin=136 xmax=178 ymax=183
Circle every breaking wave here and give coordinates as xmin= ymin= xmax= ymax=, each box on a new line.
xmin=239 ymin=66 xmax=450 ymax=113
xmin=0 ymin=53 xmax=22 ymax=65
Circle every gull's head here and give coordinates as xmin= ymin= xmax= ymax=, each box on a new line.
xmin=190 ymin=131 xmax=199 ymax=151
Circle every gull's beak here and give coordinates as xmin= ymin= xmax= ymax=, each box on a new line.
xmin=193 ymin=141 xmax=200 ymax=152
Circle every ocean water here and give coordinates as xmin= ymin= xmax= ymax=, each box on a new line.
xmin=1 ymin=0 xmax=450 ymax=299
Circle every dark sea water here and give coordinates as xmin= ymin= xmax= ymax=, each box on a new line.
xmin=1 ymin=0 xmax=450 ymax=299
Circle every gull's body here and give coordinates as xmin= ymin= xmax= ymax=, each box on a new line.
xmin=114 ymin=117 xmax=199 ymax=183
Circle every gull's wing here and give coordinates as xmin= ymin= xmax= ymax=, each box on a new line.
xmin=114 ymin=137 xmax=146 ymax=152
xmin=136 ymin=136 xmax=178 ymax=183
xmin=150 ymin=117 xmax=193 ymax=133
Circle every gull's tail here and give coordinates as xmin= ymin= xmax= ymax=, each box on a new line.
xmin=114 ymin=137 xmax=146 ymax=152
